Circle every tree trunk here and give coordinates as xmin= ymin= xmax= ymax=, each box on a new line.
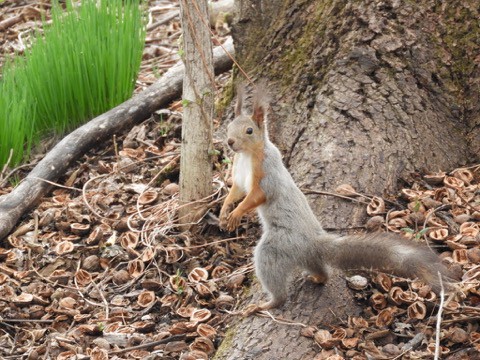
xmin=178 ymin=0 xmax=215 ymax=226
xmin=215 ymin=0 xmax=479 ymax=358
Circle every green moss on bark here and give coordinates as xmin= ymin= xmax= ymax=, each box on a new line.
xmin=212 ymin=323 xmax=238 ymax=360
xmin=434 ymin=2 xmax=480 ymax=96
xmin=215 ymin=72 xmax=236 ymax=115
xmin=275 ymin=1 xmax=332 ymax=81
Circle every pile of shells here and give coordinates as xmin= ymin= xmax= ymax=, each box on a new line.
xmin=0 ymin=2 xmax=238 ymax=356
xmin=313 ymin=165 xmax=479 ymax=358
xmin=0 ymin=106 xmax=250 ymax=360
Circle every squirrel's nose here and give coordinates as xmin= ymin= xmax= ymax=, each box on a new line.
xmin=227 ymin=138 xmax=235 ymax=146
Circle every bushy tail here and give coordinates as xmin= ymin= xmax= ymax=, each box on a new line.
xmin=326 ymin=232 xmax=454 ymax=292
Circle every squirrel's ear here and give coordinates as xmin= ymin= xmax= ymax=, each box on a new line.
xmin=235 ymin=84 xmax=244 ymax=116
xmin=252 ymin=81 xmax=269 ymax=128
xmin=252 ymin=103 xmax=265 ymax=128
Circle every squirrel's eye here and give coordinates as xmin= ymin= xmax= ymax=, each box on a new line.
xmin=246 ymin=127 xmax=253 ymax=135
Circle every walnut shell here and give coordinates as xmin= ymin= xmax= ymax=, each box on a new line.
xmin=346 ymin=275 xmax=368 ymax=290
xmin=138 ymin=190 xmax=159 ymax=205
xmin=55 ymin=240 xmax=74 ymax=255
xmin=75 ymin=269 xmax=93 ymax=287
xmin=113 ymin=269 xmax=131 ymax=285
xmin=197 ymin=323 xmax=217 ymax=339
xmin=189 ymin=336 xmax=215 ymax=355
xmin=188 ymin=267 xmax=209 ymax=283
xmin=70 ymin=223 xmax=91 ymax=235
xmin=137 ymin=290 xmax=156 ymax=308
xmin=190 ymin=308 xmax=212 ymax=323
xmin=120 ymin=232 xmax=139 ymax=250
xmin=375 ymin=307 xmax=396 ymax=327
xmin=367 ymin=196 xmax=385 ymax=215
xmin=82 ymin=255 xmax=100 ymax=271
xmin=407 ymin=301 xmax=426 ymax=320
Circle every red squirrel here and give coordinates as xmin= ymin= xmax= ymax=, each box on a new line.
xmin=219 ymin=85 xmax=452 ymax=310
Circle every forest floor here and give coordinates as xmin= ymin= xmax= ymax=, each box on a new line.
xmin=1 ymin=1 xmax=480 ymax=359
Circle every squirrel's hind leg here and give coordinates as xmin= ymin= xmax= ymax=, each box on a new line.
xmin=254 ymin=242 xmax=291 ymax=309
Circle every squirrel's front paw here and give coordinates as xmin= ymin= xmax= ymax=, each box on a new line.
xmin=226 ymin=209 xmax=242 ymax=231
xmin=219 ymin=204 xmax=232 ymax=230
xmin=219 ymin=211 xmax=228 ymax=230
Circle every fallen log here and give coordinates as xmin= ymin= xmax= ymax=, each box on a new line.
xmin=0 ymin=37 xmax=234 ymax=241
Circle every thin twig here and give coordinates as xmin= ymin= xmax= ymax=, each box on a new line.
xmin=302 ymin=188 xmax=370 ymax=205
xmin=0 ymin=149 xmax=14 ymax=182
xmin=441 ymin=316 xmax=480 ymax=325
xmin=90 ymin=278 xmax=110 ymax=321
xmin=147 ymin=11 xmax=179 ymax=31
xmin=174 ymin=235 xmax=245 ymax=250
xmin=135 ymin=155 xmax=180 ymax=220
xmin=0 ymin=162 xmax=38 ymax=188
xmin=108 ymin=334 xmax=186 ymax=355
xmin=29 ymin=176 xmax=81 ymax=191
xmin=0 ymin=318 xmax=54 ymax=324
xmin=0 ymin=14 xmax=24 ymax=31
xmin=434 ymin=271 xmax=445 ymax=360
xmin=257 ymin=310 xmax=308 ymax=328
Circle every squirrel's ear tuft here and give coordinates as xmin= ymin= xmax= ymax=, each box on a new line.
xmin=235 ymin=83 xmax=245 ymax=116
xmin=252 ymin=81 xmax=269 ymax=128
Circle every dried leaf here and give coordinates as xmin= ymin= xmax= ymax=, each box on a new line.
xmin=335 ymin=184 xmax=357 ymax=196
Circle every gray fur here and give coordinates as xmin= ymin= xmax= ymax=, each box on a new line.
xmin=254 ymin=139 xmax=448 ymax=307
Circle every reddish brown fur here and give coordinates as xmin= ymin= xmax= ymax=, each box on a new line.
xmin=224 ymin=143 xmax=266 ymax=231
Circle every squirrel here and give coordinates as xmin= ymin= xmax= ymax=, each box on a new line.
xmin=219 ymin=84 xmax=453 ymax=310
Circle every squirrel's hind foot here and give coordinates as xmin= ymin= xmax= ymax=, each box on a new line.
xmin=241 ymin=299 xmax=284 ymax=316
xmin=241 ymin=303 xmax=261 ymax=316
xmin=302 ymin=271 xmax=328 ymax=285
xmin=259 ymin=298 xmax=284 ymax=310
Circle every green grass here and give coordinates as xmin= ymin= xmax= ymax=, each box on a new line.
xmin=0 ymin=60 xmax=34 ymax=166
xmin=0 ymin=0 xmax=146 ymax=167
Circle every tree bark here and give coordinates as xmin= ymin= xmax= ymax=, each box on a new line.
xmin=215 ymin=0 xmax=479 ymax=358
xmin=178 ymin=0 xmax=215 ymax=226
xmin=0 ymin=38 xmax=234 ymax=242
xmin=233 ymin=0 xmax=477 ymax=229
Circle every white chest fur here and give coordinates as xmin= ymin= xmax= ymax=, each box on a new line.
xmin=233 ymin=153 xmax=253 ymax=193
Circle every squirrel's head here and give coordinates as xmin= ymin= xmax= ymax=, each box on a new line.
xmin=226 ymin=84 xmax=268 ymax=153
